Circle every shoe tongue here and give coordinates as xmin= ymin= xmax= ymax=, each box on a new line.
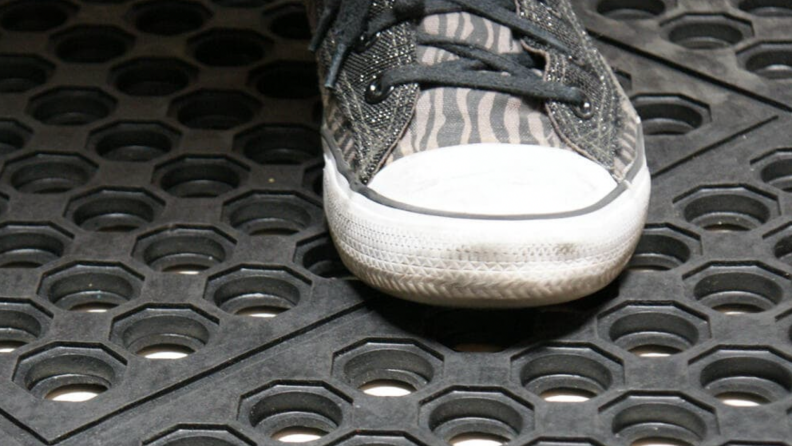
xmin=415 ymin=12 xmax=524 ymax=65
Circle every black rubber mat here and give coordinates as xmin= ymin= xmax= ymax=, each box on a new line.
xmin=0 ymin=0 xmax=790 ymax=445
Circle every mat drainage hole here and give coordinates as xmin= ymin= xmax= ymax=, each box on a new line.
xmin=596 ymin=0 xmax=667 ymax=20
xmin=667 ymin=21 xmax=747 ymax=50
xmin=113 ymin=59 xmax=193 ymax=96
xmin=158 ymin=160 xmax=243 ymax=198
xmin=46 ymin=384 xmax=107 ymax=402
xmin=612 ymin=402 xmax=706 ymax=446
xmin=0 ymin=56 xmax=52 ymax=93
xmin=18 ymin=349 xmax=122 ymax=401
xmin=193 ymin=31 xmax=266 ymax=66
xmin=29 ymin=89 xmax=115 ymax=126
xmin=760 ymin=157 xmax=792 ymax=192
xmin=427 ymin=395 xmax=525 ymax=445
xmin=55 ymin=27 xmax=132 ymax=63
xmin=521 ymin=353 xmax=613 ymax=402
xmin=300 ymin=239 xmax=353 ymax=279
xmin=700 ymin=356 xmax=791 ymax=406
xmin=738 ymin=0 xmax=792 ymax=16
xmin=116 ymin=314 xmax=212 ymax=359
xmin=45 ymin=270 xmax=140 ymax=312
xmin=270 ymin=6 xmax=311 ymax=40
xmin=249 ymin=391 xmax=343 ymax=442
xmin=174 ymin=92 xmax=259 ymax=130
xmin=139 ymin=231 xmax=231 ymax=273
xmin=360 ymin=380 xmax=416 ymax=397
xmin=450 ymin=434 xmax=509 ymax=446
xmin=0 ymin=125 xmax=28 ymax=156
xmin=71 ymin=191 xmax=163 ymax=232
xmin=211 ymin=274 xmax=300 ymax=317
xmin=633 ymin=98 xmax=706 ymax=136
xmin=0 ymin=0 xmax=74 ymax=32
xmin=95 ymin=126 xmax=174 ymax=162
xmin=10 ymin=162 xmax=90 ymax=194
xmin=694 ymin=271 xmax=782 ymax=314
xmin=628 ymin=234 xmax=691 ymax=272
xmin=609 ymin=312 xmax=700 ymax=357
xmin=133 ymin=0 xmax=210 ymax=36
xmin=682 ymin=193 xmax=771 ymax=232
xmin=227 ymin=197 xmax=314 ymax=236
xmin=744 ymin=47 xmax=792 ymax=80
xmin=0 ymin=309 xmax=45 ymax=352
xmin=254 ymin=62 xmax=319 ymax=99
xmin=341 ymin=346 xmax=436 ymax=396
xmin=238 ymin=126 xmax=321 ymax=165
xmin=773 ymin=235 xmax=792 ymax=266
xmin=0 ymin=232 xmax=66 ymax=268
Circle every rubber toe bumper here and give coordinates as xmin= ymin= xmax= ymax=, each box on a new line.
xmin=324 ymin=143 xmax=651 ymax=308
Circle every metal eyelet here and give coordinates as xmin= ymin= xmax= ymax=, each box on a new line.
xmin=572 ymin=95 xmax=594 ymax=120
xmin=355 ymin=31 xmax=381 ymax=53
xmin=365 ymin=75 xmax=394 ymax=104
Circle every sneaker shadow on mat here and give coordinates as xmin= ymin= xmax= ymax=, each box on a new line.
xmin=370 ymin=278 xmax=620 ymax=353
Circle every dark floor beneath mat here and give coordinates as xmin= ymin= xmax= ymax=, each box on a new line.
xmin=0 ymin=0 xmax=791 ymax=445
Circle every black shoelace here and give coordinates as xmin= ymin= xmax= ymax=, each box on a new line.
xmin=310 ymin=0 xmax=588 ymax=108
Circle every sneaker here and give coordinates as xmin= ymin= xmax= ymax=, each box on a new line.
xmin=309 ymin=0 xmax=650 ymax=308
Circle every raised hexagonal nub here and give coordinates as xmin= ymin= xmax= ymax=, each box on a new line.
xmin=111 ymin=305 xmax=219 ymax=359
xmin=420 ymin=388 xmax=534 ymax=444
xmin=690 ymin=347 xmax=792 ymax=407
xmin=13 ymin=343 xmax=126 ymax=402
xmin=238 ymin=382 xmax=351 ymax=442
xmin=333 ymin=339 xmax=443 ymax=397
xmin=513 ymin=343 xmax=624 ymax=403
xmin=66 ymin=188 xmax=165 ymax=232
xmin=204 ymin=266 xmax=309 ymax=317
xmin=3 ymin=152 xmax=97 ymax=194
xmin=631 ymin=94 xmax=711 ymax=136
xmin=0 ymin=300 xmax=51 ymax=354
xmin=133 ymin=226 xmax=236 ymax=274
xmin=598 ymin=303 xmax=710 ymax=357
xmin=683 ymin=262 xmax=789 ymax=314
xmin=674 ymin=185 xmax=779 ymax=232
xmin=39 ymin=262 xmax=144 ymax=312
xmin=600 ymin=393 xmax=718 ymax=445
xmin=662 ymin=14 xmax=753 ymax=50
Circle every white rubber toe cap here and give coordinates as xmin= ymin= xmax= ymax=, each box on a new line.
xmin=368 ymin=143 xmax=617 ymax=216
